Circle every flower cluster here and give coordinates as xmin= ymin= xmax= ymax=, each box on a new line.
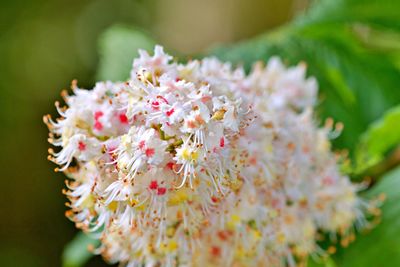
xmin=45 ymin=46 xmax=373 ymax=267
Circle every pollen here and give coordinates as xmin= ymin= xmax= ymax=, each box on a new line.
xmin=108 ymin=201 xmax=118 ymax=212
xmin=212 ymin=109 xmax=226 ymax=120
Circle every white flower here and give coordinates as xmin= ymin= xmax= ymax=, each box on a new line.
xmin=117 ymin=127 xmax=168 ymax=178
xmin=174 ymin=138 xmax=203 ymax=188
xmin=45 ymin=46 xmax=373 ymax=267
xmin=212 ymin=96 xmax=242 ymax=132
xmin=49 ymin=134 xmax=101 ymax=171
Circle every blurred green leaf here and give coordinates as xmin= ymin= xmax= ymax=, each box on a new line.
xmin=295 ymin=0 xmax=400 ymax=30
xmin=355 ymin=105 xmax=400 ymax=174
xmin=333 ymin=166 xmax=400 ymax=266
xmin=62 ymin=232 xmax=100 ymax=267
xmin=308 ymin=257 xmax=337 ymax=267
xmin=97 ymin=24 xmax=156 ymax=81
xmin=210 ymin=0 xmax=400 ymax=153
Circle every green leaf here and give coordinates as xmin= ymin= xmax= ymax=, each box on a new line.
xmin=308 ymin=257 xmax=337 ymax=267
xmin=62 ymin=232 xmax=100 ymax=267
xmin=333 ymin=166 xmax=400 ymax=266
xmin=97 ymin=24 xmax=156 ymax=81
xmin=355 ymin=105 xmax=400 ymax=174
xmin=295 ymin=0 xmax=400 ymax=30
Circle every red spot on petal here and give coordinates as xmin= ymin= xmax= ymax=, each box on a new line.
xmin=201 ymin=95 xmax=212 ymax=103
xmin=78 ymin=141 xmax=86 ymax=151
xmin=145 ymin=148 xmax=155 ymax=157
xmin=119 ymin=113 xmax=128 ymax=124
xmin=249 ymin=157 xmax=257 ymax=165
xmin=166 ymin=108 xmax=175 ymax=117
xmin=107 ymin=146 xmax=116 ymax=154
xmin=271 ymin=198 xmax=280 ymax=209
xmin=210 ymin=246 xmax=221 ymax=257
xmin=149 ymin=180 xmax=158 ymax=190
xmin=156 ymin=95 xmax=169 ymax=104
xmin=157 ymin=187 xmax=166 ymax=195
xmin=94 ymin=111 xmax=104 ymax=120
xmin=211 ymin=196 xmax=218 ymax=203
xmin=217 ymin=231 xmax=229 ymax=241
xmin=166 ymin=162 xmax=175 ymax=170
xmin=151 ymin=101 xmax=160 ymax=110
xmin=94 ymin=121 xmax=103 ymax=130
xmin=219 ymin=137 xmax=225 ymax=148
xmin=323 ymin=176 xmax=334 ymax=186
xmin=139 ymin=140 xmax=146 ymax=149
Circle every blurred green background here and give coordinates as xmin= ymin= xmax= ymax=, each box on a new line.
xmin=0 ymin=0 xmax=306 ymax=266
